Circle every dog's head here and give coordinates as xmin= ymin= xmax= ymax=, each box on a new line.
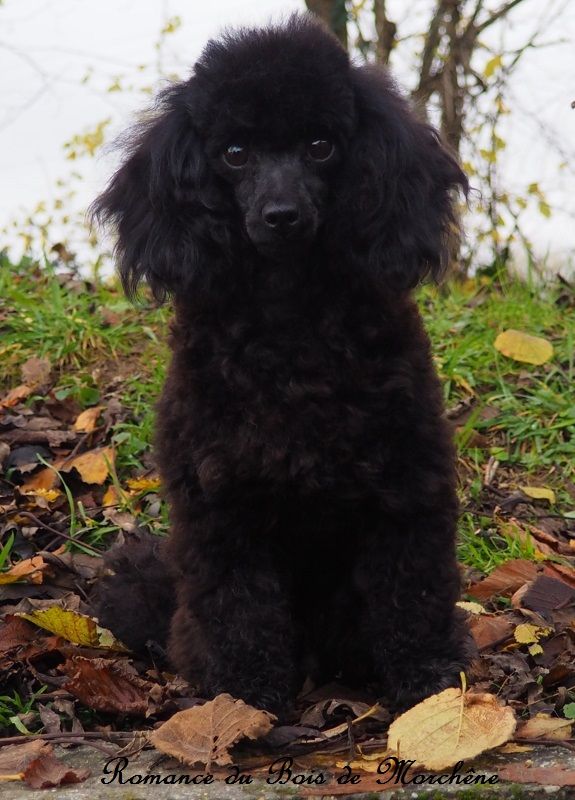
xmin=92 ymin=14 xmax=467 ymax=300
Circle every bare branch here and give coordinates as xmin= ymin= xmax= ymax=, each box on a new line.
xmin=373 ymin=0 xmax=397 ymax=64
xmin=412 ymin=0 xmax=451 ymax=109
xmin=305 ymin=0 xmax=348 ymax=47
xmin=476 ymin=0 xmax=528 ymax=34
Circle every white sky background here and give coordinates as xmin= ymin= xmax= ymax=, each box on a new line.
xmin=1 ymin=0 xmax=574 ymax=272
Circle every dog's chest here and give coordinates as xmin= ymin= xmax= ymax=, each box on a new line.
xmin=189 ymin=311 xmax=408 ymax=487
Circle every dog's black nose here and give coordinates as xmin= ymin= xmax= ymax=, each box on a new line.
xmin=262 ymin=203 xmax=300 ymax=233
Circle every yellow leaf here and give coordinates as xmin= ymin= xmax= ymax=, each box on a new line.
xmin=22 ymin=488 xmax=61 ymax=503
xmin=528 ymin=643 xmax=543 ymax=656
xmin=484 ymin=54 xmax=503 ymax=78
xmin=0 ymin=557 xmax=48 ymax=585
xmin=520 ymin=486 xmax=556 ymax=504
xmin=61 ymin=446 xmax=115 ymax=485
xmin=494 ymin=330 xmax=553 ymax=365
xmin=387 ymin=689 xmax=516 ymax=771
xmin=126 ymin=475 xmax=161 ymax=493
xmin=16 ymin=607 xmax=128 ymax=650
xmin=514 ymin=623 xmax=552 ymax=645
xmin=479 ymin=148 xmax=497 ymax=164
xmin=73 ymin=406 xmax=104 ymax=433
xmin=456 ymin=601 xmax=486 ymax=615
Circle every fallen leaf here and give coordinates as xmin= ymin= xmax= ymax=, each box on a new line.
xmin=456 ymin=600 xmax=486 ymax=615
xmin=300 ymin=697 xmax=389 ymax=729
xmin=494 ymin=329 xmax=554 ymax=365
xmin=60 ymin=657 xmax=162 ymax=715
xmin=0 ymin=741 xmax=52 ymax=776
xmin=497 ymin=742 xmax=533 ymax=753
xmin=516 ymin=712 xmax=573 ymax=741
xmin=73 ymin=406 xmax=104 ymax=433
xmin=0 ymin=556 xmax=49 ymax=585
xmin=0 ymin=616 xmax=39 ymax=658
xmin=21 ymin=357 xmax=51 ymax=388
xmin=387 ymin=689 xmax=516 ymax=771
xmin=60 ymin=446 xmax=115 ymax=484
xmin=0 ymin=385 xmax=32 ymax=409
xmin=467 ymin=559 xmax=539 ymax=600
xmin=514 ymin=623 xmax=552 ymax=645
xmin=520 ymin=486 xmax=556 ymax=504
xmin=499 ymin=764 xmax=575 ymax=786
xmin=16 ymin=606 xmax=128 ymax=650
xmin=150 ymin=693 xmax=275 ymax=769
xmin=21 ymin=487 xmax=61 ymax=504
xmin=21 ymin=467 xmax=59 ymax=492
xmin=23 ymin=754 xmax=90 ymax=789
xmin=126 ymin=475 xmax=162 ymax=493
xmin=469 ymin=614 xmax=515 ymax=650
xmin=102 ymin=484 xmax=124 ymax=506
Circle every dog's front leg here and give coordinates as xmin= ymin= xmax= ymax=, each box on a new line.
xmin=354 ymin=509 xmax=474 ymax=711
xmin=166 ymin=504 xmax=298 ymax=715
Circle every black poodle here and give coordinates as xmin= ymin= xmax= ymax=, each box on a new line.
xmin=92 ymin=14 xmax=473 ymax=715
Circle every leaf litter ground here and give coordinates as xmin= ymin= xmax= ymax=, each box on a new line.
xmin=1 ymin=259 xmax=575 ymax=791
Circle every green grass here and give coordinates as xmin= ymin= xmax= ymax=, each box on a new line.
xmin=2 ymin=252 xmax=575 ymax=575
xmin=0 ymin=251 xmax=167 ymax=387
xmin=418 ymin=274 xmax=575 ymax=572
xmin=0 ymin=686 xmax=47 ymax=735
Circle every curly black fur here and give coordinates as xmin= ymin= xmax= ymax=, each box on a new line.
xmin=92 ymin=14 xmax=473 ymax=714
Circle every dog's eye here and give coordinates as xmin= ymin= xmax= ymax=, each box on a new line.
xmin=223 ymin=144 xmax=249 ymax=168
xmin=307 ymin=138 xmax=334 ymax=162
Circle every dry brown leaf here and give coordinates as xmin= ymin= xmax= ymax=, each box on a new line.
xmin=23 ymin=754 xmax=90 ymax=789
xmin=0 ymin=616 xmax=39 ymax=658
xmin=469 ymin=613 xmax=515 ymax=650
xmin=512 ymin=575 xmax=575 ymax=616
xmin=387 ymin=689 xmax=516 ymax=771
xmin=16 ymin=606 xmax=128 ymax=650
xmin=60 ymin=657 xmax=162 ymax=715
xmin=468 ymin=559 xmax=543 ymax=600
xmin=0 ymin=384 xmax=32 ymax=408
xmin=516 ymin=712 xmax=573 ymax=741
xmin=499 ymin=764 xmax=575 ymax=786
xmin=73 ymin=406 xmax=104 ymax=433
xmin=494 ymin=329 xmax=554 ymax=365
xmin=151 ymin=693 xmax=275 ymax=769
xmin=60 ymin=446 xmax=115 ymax=484
xmin=21 ymin=467 xmax=60 ymax=492
xmin=0 ymin=556 xmax=49 ymax=585
xmin=21 ymin=357 xmax=51 ymax=388
xmin=497 ymin=742 xmax=533 ymax=754
xmin=0 ymin=741 xmax=52 ymax=777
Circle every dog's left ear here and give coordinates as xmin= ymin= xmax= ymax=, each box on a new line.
xmin=91 ymin=81 xmax=231 ymax=302
xmin=330 ymin=65 xmax=468 ymax=290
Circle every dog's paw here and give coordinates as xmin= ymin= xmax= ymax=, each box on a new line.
xmin=386 ymin=658 xmax=467 ymax=712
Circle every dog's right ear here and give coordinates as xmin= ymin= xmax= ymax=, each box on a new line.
xmin=91 ymin=81 xmax=226 ymax=302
